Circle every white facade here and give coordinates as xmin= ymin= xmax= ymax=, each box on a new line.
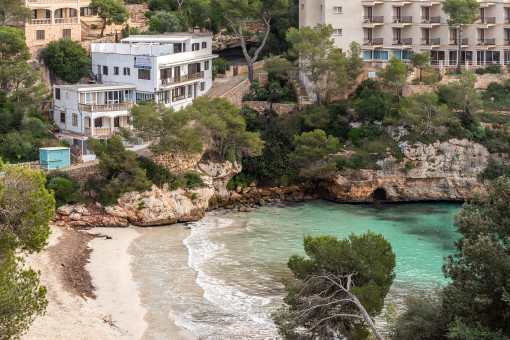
xmin=300 ymin=0 xmax=510 ymax=67
xmin=53 ymin=83 xmax=138 ymax=161
xmin=91 ymin=33 xmax=217 ymax=111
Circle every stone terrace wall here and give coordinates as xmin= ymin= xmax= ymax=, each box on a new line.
xmin=217 ymin=60 xmax=265 ymax=79
xmin=58 ymin=162 xmax=103 ymax=187
xmin=243 ymin=101 xmax=298 ymax=115
xmin=221 ymin=78 xmax=250 ymax=108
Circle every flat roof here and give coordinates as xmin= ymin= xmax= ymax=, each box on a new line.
xmin=40 ymin=147 xmax=70 ymax=151
xmin=54 ymin=83 xmax=136 ymax=91
xmin=121 ymin=33 xmax=211 ymax=44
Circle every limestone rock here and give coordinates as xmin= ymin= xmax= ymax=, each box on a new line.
xmin=57 ymin=205 xmax=74 ymax=216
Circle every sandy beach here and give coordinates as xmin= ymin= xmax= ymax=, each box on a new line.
xmin=22 ymin=225 xmax=148 ymax=340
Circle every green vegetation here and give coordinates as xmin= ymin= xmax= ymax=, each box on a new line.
xmin=212 ymin=58 xmax=230 ymax=79
xmin=273 ymin=232 xmax=395 ymax=339
xmin=86 ymin=135 xmax=152 ymax=205
xmin=290 ymin=129 xmax=340 ymax=174
xmin=377 ymin=56 xmax=410 ymax=98
xmin=40 ymin=39 xmax=89 ymax=84
xmin=88 ymin=0 xmax=130 ymax=37
xmin=0 ymin=0 xmax=31 ymax=26
xmin=409 ymin=51 xmax=432 ymax=82
xmin=0 ymin=160 xmax=55 ymax=339
xmin=149 ymin=11 xmax=183 ymax=33
xmin=45 ymin=171 xmax=83 ymax=207
xmin=482 ymin=80 xmax=510 ymax=111
xmin=121 ymin=24 xmax=139 ymax=37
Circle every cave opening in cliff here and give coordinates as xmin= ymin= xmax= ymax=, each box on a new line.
xmin=372 ymin=188 xmax=387 ymax=201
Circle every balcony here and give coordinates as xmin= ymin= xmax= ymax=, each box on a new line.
xmin=478 ymin=17 xmax=496 ymax=24
xmin=505 ymin=39 xmax=510 ymax=45
xmin=78 ymin=101 xmax=135 ymax=112
xmin=421 ymin=38 xmax=440 ymax=46
xmin=392 ymin=16 xmax=412 ymax=23
xmin=160 ymin=71 xmax=204 ymax=86
xmin=54 ymin=17 xmax=78 ymax=24
xmin=363 ymin=16 xmax=384 ymax=23
xmin=421 ymin=16 xmax=440 ymax=24
xmin=27 ymin=19 xmax=51 ymax=25
xmin=449 ymin=38 xmax=468 ymax=46
xmin=392 ymin=38 xmax=412 ymax=45
xmin=477 ymin=38 xmax=496 ymax=46
xmin=363 ymin=38 xmax=384 ymax=46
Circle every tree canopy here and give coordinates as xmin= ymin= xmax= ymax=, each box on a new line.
xmin=149 ymin=11 xmax=183 ymax=33
xmin=274 ymin=232 xmax=395 ymax=339
xmin=89 ymin=0 xmax=130 ymax=37
xmin=40 ymin=39 xmax=89 ymax=84
xmin=0 ymin=160 xmax=55 ymax=339
xmin=0 ymin=0 xmax=31 ymax=26
xmin=377 ymin=56 xmax=409 ymax=98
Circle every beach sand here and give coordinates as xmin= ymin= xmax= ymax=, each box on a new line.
xmin=22 ymin=225 xmax=147 ymax=340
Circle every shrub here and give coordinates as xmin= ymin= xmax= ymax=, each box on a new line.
xmin=137 ymin=156 xmax=178 ymax=188
xmin=184 ymin=172 xmax=205 ymax=188
xmin=90 ymin=24 xmax=98 ymax=29
xmin=475 ymin=68 xmax=487 ymax=75
xmin=347 ymin=150 xmax=378 ymax=169
xmin=479 ymin=159 xmax=510 ymax=181
xmin=149 ymin=11 xmax=182 ymax=33
xmin=47 ymin=176 xmax=83 ymax=207
xmin=212 ymin=58 xmax=230 ymax=79
xmin=40 ymin=39 xmax=89 ymax=83
xmin=144 ymin=10 xmax=155 ymax=19
xmin=226 ymin=172 xmax=252 ymax=190
xmin=485 ymin=64 xmax=502 ymax=74
xmin=121 ymin=24 xmax=139 ymax=38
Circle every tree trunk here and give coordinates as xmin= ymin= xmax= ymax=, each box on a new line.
xmin=100 ymin=18 xmax=106 ymax=37
xmin=246 ymin=60 xmax=254 ymax=82
xmin=457 ymin=27 xmax=462 ymax=74
xmin=419 ymin=68 xmax=422 ymax=82
xmin=348 ymin=292 xmax=385 ymax=340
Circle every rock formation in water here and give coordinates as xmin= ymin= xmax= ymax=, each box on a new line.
xmin=54 ymin=138 xmax=504 ymax=227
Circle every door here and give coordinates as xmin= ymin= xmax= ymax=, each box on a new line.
xmin=174 ymin=66 xmax=180 ymax=82
xmin=422 ymin=7 xmax=429 ymax=21
xmin=393 ymin=7 xmax=401 ymax=22
xmin=364 ymin=7 xmax=372 ymax=21
xmin=364 ymin=28 xmax=373 ymax=43
xmin=422 ymin=29 xmax=430 ymax=44
xmin=393 ymin=28 xmax=401 ymax=44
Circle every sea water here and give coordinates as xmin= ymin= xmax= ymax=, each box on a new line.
xmin=131 ymin=201 xmax=460 ymax=339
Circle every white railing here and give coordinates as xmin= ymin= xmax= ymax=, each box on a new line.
xmin=55 ymin=17 xmax=78 ymax=24
xmin=28 ymin=19 xmax=51 ymax=25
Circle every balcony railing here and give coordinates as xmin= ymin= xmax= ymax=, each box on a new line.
xmin=478 ymin=17 xmax=496 ymax=24
xmin=363 ymin=16 xmax=384 ymax=23
xmin=421 ymin=16 xmax=441 ymax=23
xmin=55 ymin=17 xmax=78 ymax=24
xmin=28 ymin=19 xmax=51 ymax=25
xmin=449 ymin=38 xmax=469 ymax=45
xmin=477 ymin=38 xmax=496 ymax=45
xmin=421 ymin=38 xmax=440 ymax=45
xmin=392 ymin=38 xmax=412 ymax=45
xmin=160 ymin=71 xmax=204 ymax=86
xmin=93 ymin=128 xmax=111 ymax=136
xmin=392 ymin=16 xmax=412 ymax=23
xmin=505 ymin=39 xmax=510 ymax=45
xmin=363 ymin=38 xmax=384 ymax=45
xmin=78 ymin=101 xmax=135 ymax=112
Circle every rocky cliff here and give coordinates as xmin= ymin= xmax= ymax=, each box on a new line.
xmin=321 ymin=139 xmax=495 ymax=203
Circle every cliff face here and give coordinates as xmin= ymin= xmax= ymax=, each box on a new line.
xmin=54 ymin=157 xmax=241 ymax=227
xmin=321 ymin=139 xmax=492 ymax=202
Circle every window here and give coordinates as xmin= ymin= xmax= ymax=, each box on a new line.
xmin=202 ymin=41 xmax=207 ymax=48
xmin=174 ymin=43 xmax=183 ymax=53
xmin=94 ymin=118 xmax=102 ymax=128
xmin=36 ymin=30 xmax=45 ymax=40
xmin=200 ymin=82 xmax=205 ymax=91
xmin=160 ymin=90 xmax=171 ymax=104
xmin=333 ymin=7 xmax=342 ymax=13
xmin=173 ymin=86 xmax=185 ymax=101
xmin=138 ymin=69 xmax=151 ymax=80
xmin=114 ymin=66 xmax=119 ymax=75
xmin=363 ymin=50 xmax=372 ymax=60
xmin=54 ymin=9 xmax=62 ymax=18
xmin=60 ymin=111 xmax=66 ymax=123
xmin=63 ymin=29 xmax=71 ymax=38
xmin=333 ymin=29 xmax=342 ymax=36
xmin=55 ymin=88 xmax=61 ymax=100
xmin=114 ymin=117 xmax=120 ymax=128
xmin=72 ymin=114 xmax=78 ymax=126
xmin=103 ymin=66 xmax=108 ymax=75
xmin=136 ymin=92 xmax=154 ymax=101
xmin=69 ymin=8 xmax=77 ymax=17
xmin=373 ymin=50 xmax=388 ymax=60
xmin=188 ymin=85 xmax=193 ymax=98
xmin=192 ymin=43 xmax=200 ymax=51
xmin=80 ymin=7 xmax=93 ymax=16
xmin=123 ymin=67 xmax=130 ymax=76
xmin=204 ymin=60 xmax=209 ymax=70
xmin=45 ymin=9 xmax=50 ymax=18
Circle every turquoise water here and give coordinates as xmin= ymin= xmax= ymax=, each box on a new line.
xmin=132 ymin=201 xmax=461 ymax=339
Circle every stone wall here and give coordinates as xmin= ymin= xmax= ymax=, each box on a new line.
xmin=58 ymin=163 xmax=104 ymax=187
xmin=220 ymin=78 xmax=251 ymax=108
xmin=242 ymin=101 xmax=271 ymax=114
xmin=217 ymin=60 xmax=266 ymax=78
xmin=402 ymin=84 xmax=437 ymax=97
xmin=149 ymin=152 xmax=202 ymax=173
xmin=273 ymin=103 xmax=298 ymax=115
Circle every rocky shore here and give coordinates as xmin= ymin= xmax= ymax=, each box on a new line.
xmin=54 ymin=138 xmax=505 ymax=228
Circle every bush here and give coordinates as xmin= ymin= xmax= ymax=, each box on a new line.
xmin=226 ymin=172 xmax=252 ymax=190
xmin=121 ymin=24 xmax=139 ymax=37
xmin=90 ymin=24 xmax=98 ymax=29
xmin=40 ymin=39 xmax=89 ymax=83
xmin=475 ymin=68 xmax=487 ymax=75
xmin=47 ymin=176 xmax=83 ymax=207
xmin=149 ymin=11 xmax=182 ymax=33
xmin=184 ymin=172 xmax=205 ymax=188
xmin=479 ymin=159 xmax=510 ymax=181
xmin=485 ymin=64 xmax=502 ymax=74
xmin=137 ymin=156 xmax=179 ymax=188
xmin=212 ymin=57 xmax=230 ymax=79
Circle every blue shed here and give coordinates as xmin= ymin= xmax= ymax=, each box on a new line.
xmin=39 ymin=147 xmax=70 ymax=170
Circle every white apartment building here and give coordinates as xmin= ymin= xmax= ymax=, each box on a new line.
xmin=53 ymin=83 xmax=140 ymax=161
xmin=91 ymin=33 xmax=217 ymax=111
xmin=300 ymin=0 xmax=510 ymax=67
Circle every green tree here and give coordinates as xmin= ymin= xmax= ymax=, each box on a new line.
xmin=442 ymin=0 xmax=479 ymax=74
xmin=377 ymin=56 xmax=409 ymax=99
xmin=87 ymin=135 xmax=152 ymax=205
xmin=273 ymin=232 xmax=396 ymax=340
xmin=0 ymin=0 xmax=31 ymax=25
xmin=356 ymin=87 xmax=394 ymax=121
xmin=149 ymin=11 xmax=183 ymax=33
xmin=0 ymin=160 xmax=55 ymax=339
xmin=327 ymin=42 xmax=364 ymax=101
xmin=442 ymin=176 xmax=510 ymax=336
xmin=47 ymin=176 xmax=83 ymax=207
xmin=89 ymin=0 xmax=130 ymax=37
xmin=397 ymin=93 xmax=451 ymax=136
xmin=212 ymin=0 xmax=289 ymax=82
xmin=289 ymin=129 xmax=339 ymax=175
xmin=409 ymin=51 xmax=432 ymax=82
xmin=286 ymin=24 xmax=334 ymax=105
xmin=40 ymin=39 xmax=89 ymax=84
